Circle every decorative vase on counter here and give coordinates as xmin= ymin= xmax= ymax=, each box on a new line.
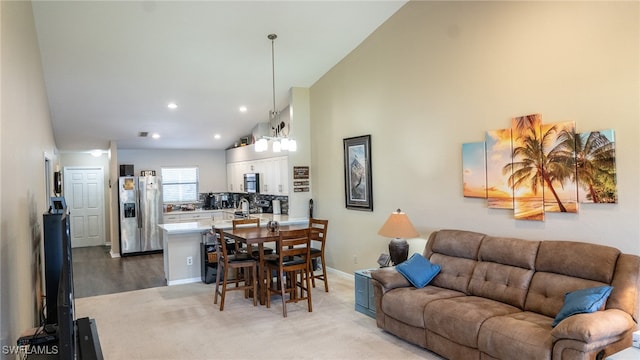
xmin=267 ymin=220 xmax=279 ymax=232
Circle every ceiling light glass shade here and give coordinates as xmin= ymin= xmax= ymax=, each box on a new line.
xmin=280 ymin=138 xmax=289 ymax=150
xmin=273 ymin=140 xmax=281 ymax=152
xmin=255 ymin=138 xmax=268 ymax=152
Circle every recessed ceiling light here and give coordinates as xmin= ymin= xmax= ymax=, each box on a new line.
xmin=90 ymin=150 xmax=102 ymax=157
xmin=239 ymin=106 xmax=247 ymax=113
xmin=152 ymin=133 xmax=160 ymax=139
xmin=167 ymin=102 xmax=178 ymax=109
xmin=214 ymin=134 xmax=221 ymax=140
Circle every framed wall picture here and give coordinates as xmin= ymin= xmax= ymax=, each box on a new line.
xmin=343 ymin=135 xmax=373 ymax=211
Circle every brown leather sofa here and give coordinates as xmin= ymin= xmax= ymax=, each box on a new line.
xmin=370 ymin=229 xmax=640 ymax=360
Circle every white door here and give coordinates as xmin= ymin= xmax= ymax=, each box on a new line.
xmin=63 ymin=167 xmax=105 ymax=248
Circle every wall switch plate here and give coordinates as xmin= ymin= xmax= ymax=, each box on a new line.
xmin=633 ymin=330 xmax=640 ymax=348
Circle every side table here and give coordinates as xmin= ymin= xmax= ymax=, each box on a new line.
xmin=355 ymin=269 xmax=376 ymax=318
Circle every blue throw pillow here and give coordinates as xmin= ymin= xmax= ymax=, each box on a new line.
xmin=396 ymin=253 xmax=441 ymax=288
xmin=552 ymin=285 xmax=613 ymax=327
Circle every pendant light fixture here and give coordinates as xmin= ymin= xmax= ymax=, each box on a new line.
xmin=255 ymin=33 xmax=296 ymax=153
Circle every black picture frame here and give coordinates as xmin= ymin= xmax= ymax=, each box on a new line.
xmin=343 ymin=135 xmax=373 ymax=211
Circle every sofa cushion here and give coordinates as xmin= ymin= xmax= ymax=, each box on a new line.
xmin=396 ymin=253 xmax=441 ymax=288
xmin=424 ymin=229 xmax=485 ymax=260
xmin=552 ymin=285 xmax=613 ymax=327
xmin=525 ymin=272 xmax=608 ymax=318
xmin=381 ymin=286 xmax=465 ymax=328
xmin=478 ymin=236 xmax=539 ymax=269
xmin=429 ymin=253 xmax=477 ymax=294
xmin=469 ymin=262 xmax=535 ymax=309
xmin=478 ymin=311 xmax=553 ymax=360
xmin=536 ymin=241 xmax=620 ymax=284
xmin=424 ymin=296 xmax=520 ymax=348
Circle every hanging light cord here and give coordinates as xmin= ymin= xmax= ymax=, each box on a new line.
xmin=268 ymin=33 xmax=278 ymax=119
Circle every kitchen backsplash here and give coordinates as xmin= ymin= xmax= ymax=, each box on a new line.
xmin=195 ymin=192 xmax=288 ymax=214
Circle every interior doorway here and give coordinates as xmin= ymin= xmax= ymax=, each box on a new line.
xmin=63 ymin=167 xmax=105 ymax=247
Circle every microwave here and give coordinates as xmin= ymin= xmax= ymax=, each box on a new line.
xmin=243 ymin=173 xmax=260 ymax=193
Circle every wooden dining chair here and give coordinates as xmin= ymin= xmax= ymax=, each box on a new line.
xmin=212 ymin=227 xmax=258 ymax=311
xmin=231 ymin=218 xmax=260 ymax=255
xmin=232 ymin=218 xmax=273 ymax=257
xmin=308 ymin=218 xmax=329 ymax=292
xmin=265 ymin=228 xmax=312 ymax=317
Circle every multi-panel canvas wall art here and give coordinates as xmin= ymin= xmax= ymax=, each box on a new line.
xmin=463 ymin=113 xmax=617 ymax=221
xmin=577 ymin=129 xmax=617 ymax=204
xmin=462 ymin=142 xmax=487 ymax=198
xmin=485 ymin=129 xmax=513 ymax=209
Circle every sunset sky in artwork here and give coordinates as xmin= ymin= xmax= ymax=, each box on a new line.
xmin=485 ymin=129 xmax=512 ymax=198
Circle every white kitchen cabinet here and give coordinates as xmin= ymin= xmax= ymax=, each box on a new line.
xmin=277 ymin=156 xmax=289 ymax=195
xmin=227 ymin=162 xmax=247 ymax=192
xmin=226 ymin=156 xmax=289 ymax=195
xmin=163 ymin=210 xmax=220 ymax=223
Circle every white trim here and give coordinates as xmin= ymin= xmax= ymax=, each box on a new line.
xmin=167 ymin=277 xmax=201 ymax=286
xmin=109 ymin=250 xmax=120 ymax=258
xmin=327 ymin=267 xmax=354 ymax=280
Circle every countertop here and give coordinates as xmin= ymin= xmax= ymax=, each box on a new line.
xmin=158 ymin=214 xmax=308 ymax=235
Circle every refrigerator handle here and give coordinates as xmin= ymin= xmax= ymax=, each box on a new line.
xmin=137 ymin=184 xmax=143 ymax=229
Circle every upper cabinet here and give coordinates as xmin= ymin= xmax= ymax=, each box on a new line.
xmin=227 ymin=156 xmax=288 ymax=195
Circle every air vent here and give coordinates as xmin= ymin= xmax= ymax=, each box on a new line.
xmin=138 ymin=132 xmax=149 ymax=137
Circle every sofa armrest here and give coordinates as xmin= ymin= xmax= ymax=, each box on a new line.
xmin=370 ymin=268 xmax=410 ymax=292
xmin=551 ymin=309 xmax=636 ymax=343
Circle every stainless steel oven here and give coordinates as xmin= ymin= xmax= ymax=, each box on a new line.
xmin=243 ymin=173 xmax=260 ymax=193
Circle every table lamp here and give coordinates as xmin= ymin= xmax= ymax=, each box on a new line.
xmin=378 ymin=209 xmax=419 ymax=265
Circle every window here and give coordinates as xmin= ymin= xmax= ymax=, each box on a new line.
xmin=161 ymin=167 xmax=198 ymax=203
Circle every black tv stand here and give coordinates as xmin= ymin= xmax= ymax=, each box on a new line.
xmin=18 ymin=317 xmax=103 ymax=360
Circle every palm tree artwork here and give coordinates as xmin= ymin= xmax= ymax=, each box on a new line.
xmin=576 ymin=129 xmax=617 ymax=203
xmin=485 ymin=129 xmax=514 ymax=209
xmin=505 ymin=114 xmax=545 ymax=221
xmin=463 ymin=112 xmax=617 ymax=221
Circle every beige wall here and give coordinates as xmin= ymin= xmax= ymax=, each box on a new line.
xmin=310 ymin=1 xmax=640 ymax=274
xmin=117 ymin=149 xmax=227 ymax=193
xmin=0 ymin=0 xmax=59 ymax=352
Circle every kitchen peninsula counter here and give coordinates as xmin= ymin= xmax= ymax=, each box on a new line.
xmin=158 ymin=214 xmax=307 ymax=285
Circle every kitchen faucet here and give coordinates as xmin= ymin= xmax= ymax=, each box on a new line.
xmin=238 ymin=198 xmax=250 ymax=215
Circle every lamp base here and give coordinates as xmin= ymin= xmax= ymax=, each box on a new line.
xmin=389 ymin=238 xmax=409 ymax=265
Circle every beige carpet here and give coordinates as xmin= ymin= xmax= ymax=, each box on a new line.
xmin=75 ymin=270 xmax=443 ymax=360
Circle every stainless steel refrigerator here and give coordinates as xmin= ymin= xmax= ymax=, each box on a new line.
xmin=118 ymin=176 xmax=163 ymax=255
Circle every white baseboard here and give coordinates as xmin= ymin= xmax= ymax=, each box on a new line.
xmin=167 ymin=277 xmax=201 ymax=286
xmin=110 ymin=250 xmax=120 ymax=258
xmin=327 ymin=267 xmax=354 ymax=280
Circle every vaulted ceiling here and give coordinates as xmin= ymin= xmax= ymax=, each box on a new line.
xmin=31 ymin=1 xmax=407 ymax=151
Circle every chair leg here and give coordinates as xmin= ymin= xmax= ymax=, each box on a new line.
xmin=310 ymin=260 xmax=316 ymax=288
xmin=280 ymin=271 xmax=287 ymax=317
xmin=306 ymin=265 xmax=313 ymax=312
xmin=321 ymin=256 xmax=329 ymax=292
xmin=220 ymin=266 xmax=228 ymax=311
xmin=214 ymin=264 xmax=221 ymax=305
xmin=265 ymin=266 xmax=272 ymax=309
xmin=251 ymin=265 xmax=258 ymax=307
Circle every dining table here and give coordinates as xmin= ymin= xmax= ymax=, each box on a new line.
xmin=223 ymin=224 xmax=306 ymax=305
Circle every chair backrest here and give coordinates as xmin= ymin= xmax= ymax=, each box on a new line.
xmin=213 ymin=227 xmax=230 ymax=262
xmin=309 ymin=218 xmax=328 ymax=251
xmin=277 ymin=228 xmax=310 ymax=265
xmin=232 ymin=218 xmax=260 ymax=230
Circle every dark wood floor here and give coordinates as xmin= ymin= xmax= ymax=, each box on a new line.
xmin=72 ymin=246 xmax=166 ymax=298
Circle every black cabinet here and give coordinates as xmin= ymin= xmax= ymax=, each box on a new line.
xmin=201 ymin=242 xmax=218 ymax=284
